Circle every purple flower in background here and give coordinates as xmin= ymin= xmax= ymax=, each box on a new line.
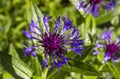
xmin=76 ymin=0 xmax=117 ymax=16
xmin=93 ymin=30 xmax=120 ymax=63
xmin=23 ymin=15 xmax=84 ymax=70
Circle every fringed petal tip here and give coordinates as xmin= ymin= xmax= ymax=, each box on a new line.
xmin=101 ymin=30 xmax=113 ymax=40
xmin=93 ymin=52 xmax=99 ymax=55
xmin=23 ymin=31 xmax=33 ymax=39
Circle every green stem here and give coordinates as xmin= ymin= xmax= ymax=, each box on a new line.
xmin=42 ymin=68 xmax=48 ymax=79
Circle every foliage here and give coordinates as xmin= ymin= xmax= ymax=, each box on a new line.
xmin=0 ymin=0 xmax=120 ymax=79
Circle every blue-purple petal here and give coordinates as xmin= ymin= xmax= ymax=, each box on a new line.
xmin=43 ymin=14 xmax=52 ymax=32
xmin=24 ymin=47 xmax=32 ymax=53
xmin=31 ymin=51 xmax=37 ymax=57
xmin=30 ymin=20 xmax=41 ymax=32
xmin=93 ymin=52 xmax=99 ymax=55
xmin=63 ymin=17 xmax=72 ymax=30
xmin=55 ymin=16 xmax=61 ymax=30
xmin=90 ymin=4 xmax=99 ymax=16
xmin=103 ymin=1 xmax=116 ymax=10
xmin=76 ymin=1 xmax=84 ymax=9
xmin=70 ymin=26 xmax=77 ymax=36
xmin=104 ymin=51 xmax=112 ymax=61
xmin=43 ymin=58 xmax=48 ymax=67
xmin=71 ymin=40 xmax=84 ymax=46
xmin=101 ymin=30 xmax=112 ymax=40
xmin=73 ymin=31 xmax=81 ymax=40
xmin=70 ymin=47 xmax=84 ymax=55
xmin=23 ymin=31 xmax=33 ymax=38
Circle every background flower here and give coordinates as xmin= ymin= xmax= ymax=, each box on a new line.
xmin=93 ymin=30 xmax=120 ymax=63
xmin=76 ymin=0 xmax=117 ymax=16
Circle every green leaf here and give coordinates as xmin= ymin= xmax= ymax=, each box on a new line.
xmin=32 ymin=75 xmax=42 ymax=79
xmin=11 ymin=57 xmax=33 ymax=79
xmin=61 ymin=60 xmax=100 ymax=76
xmin=10 ymin=45 xmax=33 ymax=79
xmin=0 ymin=52 xmax=33 ymax=79
xmin=31 ymin=1 xmax=43 ymax=18
xmin=2 ymin=72 xmax=14 ymax=79
xmin=0 ymin=64 xmax=5 ymax=77
xmin=85 ymin=15 xmax=96 ymax=36
xmin=107 ymin=62 xmax=120 ymax=79
xmin=9 ymin=44 xmax=20 ymax=59
xmin=0 ymin=14 xmax=11 ymax=41
xmin=81 ymin=45 xmax=94 ymax=60
xmin=31 ymin=2 xmax=40 ymax=21
xmin=31 ymin=1 xmax=43 ymax=27
xmin=9 ymin=44 xmax=32 ymax=78
xmin=30 ymin=2 xmax=43 ymax=76
xmin=0 ymin=44 xmax=33 ymax=79
xmin=96 ymin=5 xmax=120 ymax=25
xmin=31 ymin=56 xmax=42 ymax=76
xmin=82 ymin=75 xmax=97 ymax=79
xmin=3 ymin=15 xmax=11 ymax=35
xmin=13 ymin=21 xmax=27 ymax=35
xmin=47 ymin=71 xmax=69 ymax=79
xmin=72 ymin=45 xmax=94 ymax=61
xmin=0 ymin=53 xmax=21 ymax=79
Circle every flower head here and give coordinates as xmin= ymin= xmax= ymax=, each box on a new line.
xmin=93 ymin=30 xmax=120 ymax=63
xmin=76 ymin=0 xmax=117 ymax=16
xmin=23 ymin=15 xmax=84 ymax=70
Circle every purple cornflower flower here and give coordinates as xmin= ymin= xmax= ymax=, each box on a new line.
xmin=76 ymin=0 xmax=117 ymax=16
xmin=23 ymin=15 xmax=84 ymax=70
xmin=93 ymin=30 xmax=120 ymax=63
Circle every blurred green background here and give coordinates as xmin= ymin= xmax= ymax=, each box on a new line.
xmin=0 ymin=0 xmax=120 ymax=79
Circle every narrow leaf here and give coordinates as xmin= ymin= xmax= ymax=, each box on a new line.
xmin=61 ymin=61 xmax=100 ymax=76
xmin=96 ymin=5 xmax=120 ymax=25
xmin=107 ymin=62 xmax=120 ymax=79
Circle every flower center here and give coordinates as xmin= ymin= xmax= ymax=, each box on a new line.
xmin=106 ymin=43 xmax=119 ymax=54
xmin=42 ymin=33 xmax=64 ymax=51
xmin=89 ymin=0 xmax=102 ymax=4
